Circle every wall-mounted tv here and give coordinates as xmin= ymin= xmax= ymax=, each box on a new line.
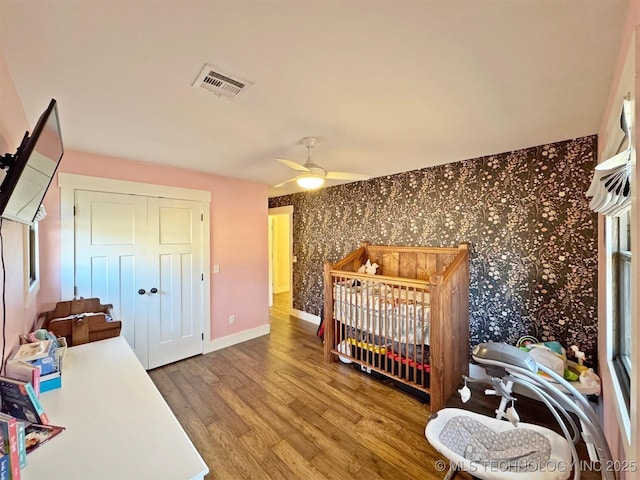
xmin=0 ymin=99 xmax=63 ymax=225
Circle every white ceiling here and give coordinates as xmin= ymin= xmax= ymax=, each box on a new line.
xmin=0 ymin=1 xmax=629 ymax=197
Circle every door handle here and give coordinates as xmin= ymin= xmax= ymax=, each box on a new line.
xmin=138 ymin=289 xmax=146 ymax=295
xmin=150 ymin=288 xmax=158 ymax=294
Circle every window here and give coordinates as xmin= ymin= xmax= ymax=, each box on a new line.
xmin=27 ymin=223 xmax=37 ymax=287
xmin=23 ymin=221 xmax=40 ymax=308
xmin=612 ymin=208 xmax=632 ymax=412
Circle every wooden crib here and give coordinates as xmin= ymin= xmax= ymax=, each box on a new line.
xmin=323 ymin=243 xmax=470 ymax=412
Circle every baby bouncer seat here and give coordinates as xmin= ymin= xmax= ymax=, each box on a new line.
xmin=425 ymin=342 xmax=615 ymax=480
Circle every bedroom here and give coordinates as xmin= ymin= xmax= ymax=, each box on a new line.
xmin=0 ymin=1 xmax=638 ymax=478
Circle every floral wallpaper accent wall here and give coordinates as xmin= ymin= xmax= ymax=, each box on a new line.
xmin=269 ymin=136 xmax=598 ymax=362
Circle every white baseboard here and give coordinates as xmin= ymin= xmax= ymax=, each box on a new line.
xmin=291 ymin=308 xmax=320 ymax=325
xmin=203 ymin=324 xmax=270 ymax=353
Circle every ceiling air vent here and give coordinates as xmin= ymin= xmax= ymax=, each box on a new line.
xmin=192 ymin=64 xmax=253 ymax=99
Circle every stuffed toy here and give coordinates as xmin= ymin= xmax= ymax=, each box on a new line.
xmin=358 ymin=259 xmax=379 ymax=275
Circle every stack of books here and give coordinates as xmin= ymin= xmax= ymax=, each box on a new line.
xmin=6 ymin=338 xmax=65 ymax=395
xmin=0 ymin=376 xmax=64 ymax=479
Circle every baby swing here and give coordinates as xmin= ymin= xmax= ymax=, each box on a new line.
xmin=425 ymin=342 xmax=615 ymax=480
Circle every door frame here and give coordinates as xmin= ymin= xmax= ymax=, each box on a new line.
xmin=58 ymin=173 xmax=212 ymax=348
xmin=267 ymin=206 xmax=293 ymax=310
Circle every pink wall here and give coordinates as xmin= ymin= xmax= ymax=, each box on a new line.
xmin=597 ymin=0 xmax=640 ymax=471
xmin=3 ymin=42 xmax=268 ymax=352
xmin=0 ymin=52 xmax=42 ymax=359
xmin=38 ymin=150 xmax=270 ymax=341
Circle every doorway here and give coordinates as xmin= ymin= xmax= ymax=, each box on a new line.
xmin=268 ymin=206 xmax=293 ymax=311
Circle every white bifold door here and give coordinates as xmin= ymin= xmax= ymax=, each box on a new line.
xmin=74 ymin=190 xmax=204 ymax=369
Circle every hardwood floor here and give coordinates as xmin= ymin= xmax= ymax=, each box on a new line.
xmin=149 ymin=292 xmax=598 ymax=479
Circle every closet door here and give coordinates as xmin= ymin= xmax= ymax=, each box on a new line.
xmin=147 ymin=197 xmax=203 ymax=369
xmin=74 ymin=191 xmax=204 ymax=369
xmin=74 ymin=190 xmax=149 ymax=363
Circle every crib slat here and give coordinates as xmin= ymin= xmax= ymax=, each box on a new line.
xmin=330 ymin=272 xmax=432 ymax=387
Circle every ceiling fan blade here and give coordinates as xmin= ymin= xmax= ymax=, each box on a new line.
xmin=273 ymin=177 xmax=297 ymax=188
xmin=276 ymin=158 xmax=310 ymax=172
xmin=325 ymin=171 xmax=371 ymax=181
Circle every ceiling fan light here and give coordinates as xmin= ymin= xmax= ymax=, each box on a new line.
xmin=296 ymin=174 xmax=325 ymax=189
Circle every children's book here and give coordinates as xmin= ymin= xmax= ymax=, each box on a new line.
xmin=15 ymin=423 xmax=25 ymax=470
xmin=0 ymin=377 xmax=48 ymax=425
xmin=0 ymin=453 xmax=8 ymax=480
xmin=12 ymin=341 xmax=57 ymax=376
xmin=23 ymin=424 xmax=64 ymax=454
xmin=11 ymin=341 xmax=52 ymax=362
xmin=4 ymin=361 xmax=40 ymax=398
xmin=0 ymin=414 xmax=20 ymax=480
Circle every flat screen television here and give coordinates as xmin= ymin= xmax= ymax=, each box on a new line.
xmin=0 ymin=99 xmax=63 ymax=225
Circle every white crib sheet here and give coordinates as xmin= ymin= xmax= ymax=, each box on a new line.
xmin=333 ymin=280 xmax=431 ymax=345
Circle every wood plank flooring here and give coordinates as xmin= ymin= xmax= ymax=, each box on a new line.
xmin=149 ymin=293 xmax=598 ymax=479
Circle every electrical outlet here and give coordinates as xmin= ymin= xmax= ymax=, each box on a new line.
xmin=229 ymin=314 xmax=235 ymax=325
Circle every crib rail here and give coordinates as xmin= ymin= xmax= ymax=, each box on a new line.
xmin=327 ymin=270 xmax=432 ymax=394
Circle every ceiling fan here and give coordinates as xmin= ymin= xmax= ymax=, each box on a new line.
xmin=273 ymin=137 xmax=371 ymax=189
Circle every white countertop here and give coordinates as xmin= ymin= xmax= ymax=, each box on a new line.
xmin=22 ymin=336 xmax=209 ymax=480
